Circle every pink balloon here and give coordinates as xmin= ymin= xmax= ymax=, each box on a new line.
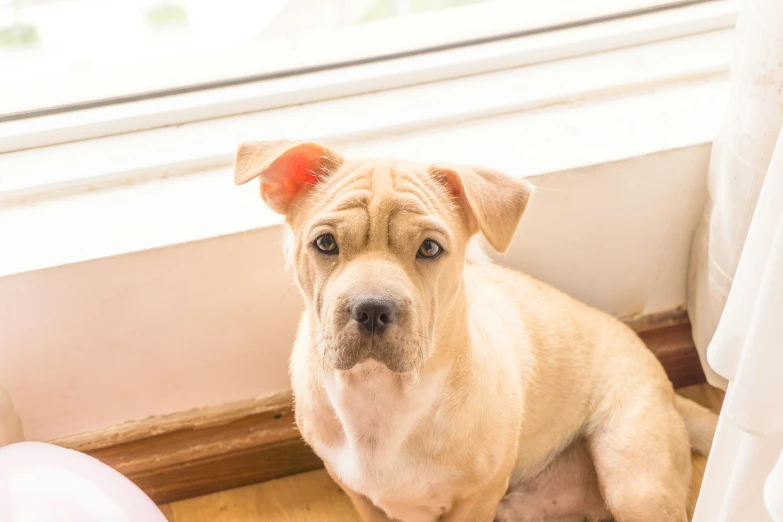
xmin=0 ymin=442 xmax=167 ymax=522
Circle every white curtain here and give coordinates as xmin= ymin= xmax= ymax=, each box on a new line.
xmin=689 ymin=0 xmax=783 ymax=519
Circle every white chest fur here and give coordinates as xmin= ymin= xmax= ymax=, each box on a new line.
xmin=316 ymin=361 xmax=455 ymax=522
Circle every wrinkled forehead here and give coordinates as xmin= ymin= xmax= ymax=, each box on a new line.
xmin=292 ymin=159 xmax=457 ymax=232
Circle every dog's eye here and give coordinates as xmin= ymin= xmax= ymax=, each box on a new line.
xmin=314 ymin=233 xmax=338 ymax=254
xmin=417 ymin=239 xmax=443 ymax=259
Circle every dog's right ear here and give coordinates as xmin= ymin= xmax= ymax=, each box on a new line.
xmin=234 ymin=141 xmax=343 ymax=215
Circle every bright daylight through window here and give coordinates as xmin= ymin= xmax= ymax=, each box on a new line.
xmin=1 ymin=0 xmax=716 ymax=121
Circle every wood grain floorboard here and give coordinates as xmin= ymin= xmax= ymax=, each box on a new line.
xmin=161 ymin=383 xmax=724 ymax=522
xmin=162 ymin=468 xmax=360 ymax=522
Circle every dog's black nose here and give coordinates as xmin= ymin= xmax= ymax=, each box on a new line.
xmin=351 ymin=296 xmax=399 ymax=334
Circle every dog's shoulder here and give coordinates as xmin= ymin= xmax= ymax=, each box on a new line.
xmin=463 ymin=261 xmax=540 ymax=298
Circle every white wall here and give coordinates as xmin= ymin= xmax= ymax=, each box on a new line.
xmin=513 ymin=147 xmax=709 ymax=316
xmin=0 ymin=144 xmax=708 ymax=441
xmin=0 ymin=226 xmax=300 ymax=441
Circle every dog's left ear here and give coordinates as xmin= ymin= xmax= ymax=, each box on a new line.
xmin=430 ymin=165 xmax=533 ymax=253
xmin=234 ymin=140 xmax=343 ymax=215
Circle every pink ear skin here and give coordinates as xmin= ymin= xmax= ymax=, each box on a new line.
xmin=259 ymin=149 xmax=324 ymax=214
xmin=234 ymin=141 xmax=343 ymax=215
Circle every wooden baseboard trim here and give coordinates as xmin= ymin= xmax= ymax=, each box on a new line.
xmin=53 ymin=309 xmax=704 ymax=505
xmin=628 ymin=308 xmax=706 ymax=389
xmin=55 ymin=392 xmax=322 ymax=504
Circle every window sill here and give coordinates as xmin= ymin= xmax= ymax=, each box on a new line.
xmin=0 ymin=25 xmax=731 ymax=278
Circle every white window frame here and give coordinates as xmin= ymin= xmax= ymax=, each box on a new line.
xmin=1 ymin=0 xmax=726 ymax=122
xmin=0 ymin=0 xmax=736 ymax=154
xmin=0 ymin=0 xmax=739 ymax=277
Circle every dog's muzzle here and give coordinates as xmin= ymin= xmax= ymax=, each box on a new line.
xmin=324 ymin=293 xmax=422 ymax=373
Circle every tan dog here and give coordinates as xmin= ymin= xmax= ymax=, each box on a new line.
xmin=234 ymin=141 xmax=718 ymax=522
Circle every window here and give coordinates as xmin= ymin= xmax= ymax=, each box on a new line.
xmin=1 ymin=0 xmax=718 ymax=121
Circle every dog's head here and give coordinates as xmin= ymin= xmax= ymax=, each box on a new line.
xmin=235 ymin=141 xmax=532 ymax=374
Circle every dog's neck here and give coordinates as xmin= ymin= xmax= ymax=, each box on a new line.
xmin=322 ymin=359 xmax=450 ymax=452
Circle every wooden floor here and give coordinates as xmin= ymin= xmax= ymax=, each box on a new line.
xmin=160 ymin=384 xmax=724 ymax=522
xmin=160 ymin=469 xmax=358 ymax=522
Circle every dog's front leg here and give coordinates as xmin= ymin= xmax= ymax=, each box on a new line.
xmin=440 ymin=475 xmax=510 ymax=522
xmin=324 ymin=464 xmax=394 ymax=522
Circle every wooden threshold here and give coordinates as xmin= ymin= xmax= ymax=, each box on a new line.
xmin=53 ymin=308 xmax=704 ymax=505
